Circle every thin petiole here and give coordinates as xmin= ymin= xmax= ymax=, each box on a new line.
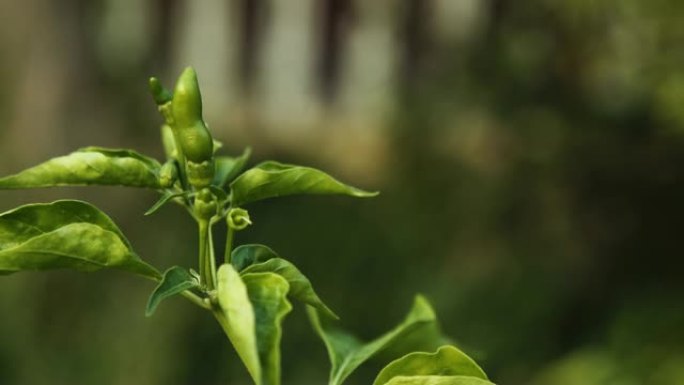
xmin=224 ymin=226 xmax=234 ymax=265
xmin=208 ymin=221 xmax=217 ymax=287
xmin=180 ymin=290 xmax=211 ymax=310
xmin=198 ymin=219 xmax=214 ymax=289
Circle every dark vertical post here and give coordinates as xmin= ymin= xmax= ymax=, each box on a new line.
xmin=317 ymin=0 xmax=353 ymax=104
xmin=151 ymin=0 xmax=179 ymax=72
xmin=398 ymin=0 xmax=431 ymax=95
xmin=236 ymin=0 xmax=268 ymax=98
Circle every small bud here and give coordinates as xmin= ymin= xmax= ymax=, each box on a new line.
xmin=186 ymin=159 xmax=215 ymax=189
xmin=148 ymin=77 xmax=173 ymax=105
xmin=194 ymin=188 xmax=218 ymax=220
xmin=227 ymin=208 xmax=251 ymax=231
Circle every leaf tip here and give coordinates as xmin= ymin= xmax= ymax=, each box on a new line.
xmin=144 ymin=308 xmax=155 ymax=317
xmin=144 ymin=296 xmax=158 ymax=317
xmin=329 ymin=312 xmax=341 ymax=321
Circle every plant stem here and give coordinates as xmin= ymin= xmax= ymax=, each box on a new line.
xmin=224 ymin=226 xmax=235 ymax=264
xmin=181 ymin=290 xmax=211 ymax=310
xmin=199 ymin=219 xmax=215 ymax=290
xmin=208 ymin=221 xmax=218 ymax=285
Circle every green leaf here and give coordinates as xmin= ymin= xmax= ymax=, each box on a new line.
xmin=243 ymin=258 xmax=339 ymax=320
xmin=146 ymin=266 xmax=199 ymax=316
xmin=213 ymin=139 xmax=224 ymax=154
xmin=214 ymin=147 xmax=252 ymax=187
xmin=373 ymin=346 xmax=489 ymax=385
xmin=308 ymin=295 xmax=439 ymax=385
xmin=0 ymin=200 xmax=159 ymax=278
xmin=216 ymin=264 xmax=261 ymax=384
xmin=231 ymin=244 xmax=280 ymax=272
xmin=0 ymin=147 xmax=162 ymax=189
xmin=144 ymin=190 xmax=188 ymax=216
xmin=230 ymin=161 xmax=378 ymax=206
xmin=243 ymin=272 xmax=292 ymax=385
xmin=381 ymin=376 xmax=495 ymax=385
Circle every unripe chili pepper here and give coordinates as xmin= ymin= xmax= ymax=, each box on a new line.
xmin=171 ymin=67 xmax=215 ymax=188
xmin=160 ymin=124 xmax=178 ymax=159
xmin=159 ymin=160 xmax=179 ymax=188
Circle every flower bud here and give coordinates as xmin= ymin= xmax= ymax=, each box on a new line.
xmin=194 ymin=188 xmax=217 ymax=220
xmin=227 ymin=208 xmax=251 ymax=230
xmin=148 ymin=77 xmax=173 ymax=105
xmin=186 ymin=159 xmax=215 ymax=189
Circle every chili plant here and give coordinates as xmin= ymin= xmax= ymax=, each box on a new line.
xmin=0 ymin=68 xmax=495 ymax=385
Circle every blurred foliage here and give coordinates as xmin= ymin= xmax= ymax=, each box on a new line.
xmin=1 ymin=1 xmax=684 ymax=385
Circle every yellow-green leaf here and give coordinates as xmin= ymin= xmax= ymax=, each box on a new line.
xmin=382 ymin=376 xmax=495 ymax=385
xmin=243 ymin=272 xmax=292 ymax=385
xmin=230 ymin=161 xmax=378 ymax=206
xmin=0 ymin=200 xmax=159 ymax=278
xmin=373 ymin=346 xmax=489 ymax=385
xmin=243 ymin=258 xmax=338 ymax=320
xmin=216 ymin=264 xmax=262 ymax=384
xmin=308 ymin=295 xmax=438 ymax=385
xmin=0 ymin=147 xmax=161 ymax=189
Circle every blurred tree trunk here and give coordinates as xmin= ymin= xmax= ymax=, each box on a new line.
xmin=317 ymin=0 xmax=353 ymax=103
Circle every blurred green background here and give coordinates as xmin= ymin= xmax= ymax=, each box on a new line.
xmin=1 ymin=1 xmax=684 ymax=384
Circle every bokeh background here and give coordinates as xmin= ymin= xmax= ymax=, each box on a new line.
xmin=1 ymin=1 xmax=684 ymax=384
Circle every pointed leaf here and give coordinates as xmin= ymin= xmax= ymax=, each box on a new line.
xmin=308 ymin=295 xmax=439 ymax=385
xmin=243 ymin=272 xmax=292 ymax=385
xmin=373 ymin=346 xmax=488 ymax=385
xmin=146 ymin=266 xmax=199 ymax=316
xmin=231 ymin=244 xmax=279 ymax=272
xmin=214 ymin=147 xmax=252 ymax=187
xmin=382 ymin=376 xmax=495 ymax=385
xmin=145 ymin=191 xmax=187 ymax=216
xmin=0 ymin=147 xmax=161 ymax=189
xmin=216 ymin=264 xmax=262 ymax=384
xmin=0 ymin=200 xmax=159 ymax=278
xmin=213 ymin=139 xmax=224 ymax=154
xmin=243 ymin=258 xmax=338 ymax=320
xmin=230 ymin=161 xmax=378 ymax=206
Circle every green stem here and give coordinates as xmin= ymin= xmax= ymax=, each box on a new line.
xmin=208 ymin=221 xmax=218 ymax=286
xmin=181 ymin=290 xmax=211 ymax=310
xmin=169 ymin=129 xmax=192 ymax=206
xmin=199 ymin=219 xmax=214 ymax=289
xmin=224 ymin=226 xmax=235 ymax=264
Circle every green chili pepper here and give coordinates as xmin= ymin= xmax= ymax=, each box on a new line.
xmin=159 ymin=160 xmax=179 ymax=188
xmin=171 ymin=67 xmax=215 ymax=188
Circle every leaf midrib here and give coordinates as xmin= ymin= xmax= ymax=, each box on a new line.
xmin=0 ymin=224 xmax=129 ymax=267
